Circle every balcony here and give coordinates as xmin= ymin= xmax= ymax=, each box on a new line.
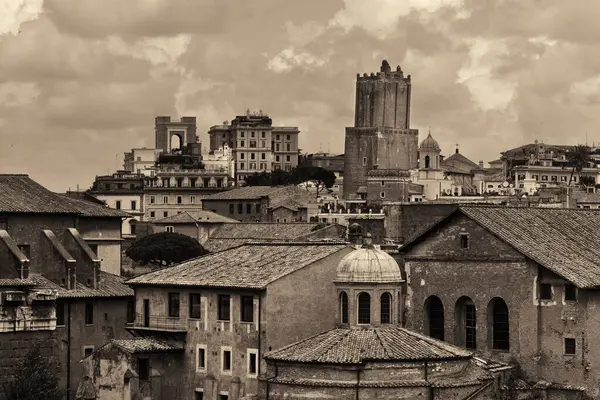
xmin=129 ymin=313 xmax=188 ymax=333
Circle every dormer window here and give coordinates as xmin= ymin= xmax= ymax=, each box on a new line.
xmin=459 ymin=233 xmax=469 ymax=249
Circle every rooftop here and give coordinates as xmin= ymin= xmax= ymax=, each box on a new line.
xmin=127 ymin=242 xmax=350 ymax=289
xmin=0 ymin=175 xmax=81 ymax=214
xmin=203 ymin=185 xmax=311 ymax=202
xmin=31 ymin=271 xmax=133 ymax=299
xmin=401 ymin=206 xmax=600 ymax=289
xmin=152 ymin=210 xmax=238 ymax=224
xmin=203 ymin=222 xmax=333 ymax=252
xmin=97 ymin=337 xmax=184 ymax=355
xmin=265 ymin=327 xmax=472 ymax=364
xmin=57 ymin=194 xmax=130 ymax=218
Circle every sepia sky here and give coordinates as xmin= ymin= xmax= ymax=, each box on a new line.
xmin=1 ymin=0 xmax=599 ymax=191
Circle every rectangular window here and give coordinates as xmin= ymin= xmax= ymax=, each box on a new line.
xmin=85 ymin=301 xmax=94 ymax=325
xmin=240 ymin=131 xmax=245 ymax=138
xmin=229 ymin=204 xmax=235 ymax=214
xmin=56 ymin=301 xmax=65 ymax=326
xmin=195 ymin=391 xmax=204 ymax=400
xmin=218 ymin=395 xmax=229 ymax=400
xmin=286 ymin=155 xmax=290 ymax=162
xmin=126 ymin=300 xmax=135 ymax=324
xmin=218 ymin=295 xmax=230 ymax=321
xmin=166 ymin=226 xmax=174 ymax=233
xmin=240 ymin=296 xmax=254 ymax=322
xmin=286 ymin=143 xmax=291 ymax=151
xmin=251 ymin=153 xmax=255 ymax=160
xmin=0 ymin=217 xmax=6 ymax=230
xmin=83 ymin=346 xmax=94 ymax=358
xmin=261 ymin=153 xmax=266 ymax=160
xmin=177 ymin=196 xmax=182 ymax=204
xmin=196 ymin=345 xmax=207 ymax=372
xmin=564 ymin=338 xmax=576 ymax=355
xmin=138 ymin=358 xmax=150 ymax=381
xmin=275 ymin=155 xmax=280 ymax=162
xmin=246 ymin=204 xmax=252 ymax=214
xmin=163 ymin=211 xmax=168 ymax=218
xmin=240 ymin=162 xmax=245 ymax=170
xmin=115 ymin=200 xmax=121 ymax=210
xmin=240 ymin=153 xmax=245 ymax=160
xmin=190 ymin=178 xmax=197 ymax=187
xmin=247 ymin=349 xmax=258 ymax=377
xmin=542 ymin=175 xmax=548 ymax=181
xmin=539 ymin=283 xmax=552 ymax=300
xmin=190 ymin=196 xmax=196 ymax=204
xmin=276 ymin=143 xmax=280 ymax=151
xmin=459 ymin=233 xmax=469 ymax=249
xmin=564 ymin=284 xmax=577 ymax=302
xmin=255 ymin=204 xmax=260 ymax=214
xmin=276 ymin=135 xmax=280 ymax=140
xmin=221 ymin=347 xmax=232 ymax=374
xmin=150 ymin=196 xmax=155 ymax=204
xmin=168 ymin=293 xmax=180 ymax=317
xmin=240 ymin=141 xmax=245 ymax=147
xmin=163 ymin=196 xmax=169 ymax=204
xmin=150 ymin=211 xmax=155 ymax=218
xmin=131 ymin=200 xmax=137 ymax=210
xmin=237 ymin=204 xmax=243 ymax=214
xmin=189 ymin=293 xmax=201 ymax=319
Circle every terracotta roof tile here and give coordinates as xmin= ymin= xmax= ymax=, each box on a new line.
xmin=403 ymin=206 xmax=600 ymax=289
xmin=31 ymin=272 xmax=134 ymax=298
xmin=94 ymin=338 xmax=184 ymax=355
xmin=265 ymin=327 xmax=472 ymax=364
xmin=153 ymin=210 xmax=238 ymax=224
xmin=127 ymin=243 xmax=350 ymax=289
xmin=57 ymin=194 xmax=130 ymax=218
xmin=203 ymin=223 xmax=331 ymax=252
xmin=0 ymin=175 xmax=79 ymax=214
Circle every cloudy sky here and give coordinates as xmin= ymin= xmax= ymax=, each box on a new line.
xmin=0 ymin=0 xmax=598 ymax=191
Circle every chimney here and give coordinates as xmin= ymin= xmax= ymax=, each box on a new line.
xmin=478 ymin=160 xmax=484 ymax=169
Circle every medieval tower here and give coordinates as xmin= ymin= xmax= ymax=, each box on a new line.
xmin=343 ymin=60 xmax=419 ymax=198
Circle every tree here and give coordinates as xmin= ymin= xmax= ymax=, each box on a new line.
xmin=567 ymin=145 xmax=593 ymax=186
xmin=579 ymin=175 xmax=596 ymax=187
xmin=125 ymin=232 xmax=209 ymax=267
xmin=293 ymin=166 xmax=336 ymax=198
xmin=3 ymin=342 xmax=63 ymax=400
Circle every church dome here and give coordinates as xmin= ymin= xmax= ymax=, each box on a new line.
xmin=419 ymin=133 xmax=441 ymax=151
xmin=336 ymin=234 xmax=402 ymax=284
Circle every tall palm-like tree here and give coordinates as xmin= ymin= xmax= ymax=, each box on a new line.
xmin=567 ymin=144 xmax=593 ymax=186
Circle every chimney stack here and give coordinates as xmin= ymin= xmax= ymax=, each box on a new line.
xmin=478 ymin=160 xmax=484 ymax=169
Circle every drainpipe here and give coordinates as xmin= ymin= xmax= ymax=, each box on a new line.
xmin=424 ymin=360 xmax=433 ymax=400
xmin=66 ymin=301 xmax=72 ymax=399
xmin=355 ymin=367 xmax=361 ymax=400
xmin=258 ymin=294 xmax=262 ymax=377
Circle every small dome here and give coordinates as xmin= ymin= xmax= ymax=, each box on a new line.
xmin=336 ymin=235 xmax=402 ymax=284
xmin=419 ymin=133 xmax=441 ymax=151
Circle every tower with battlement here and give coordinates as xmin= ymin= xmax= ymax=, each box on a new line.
xmin=343 ymin=60 xmax=419 ymax=199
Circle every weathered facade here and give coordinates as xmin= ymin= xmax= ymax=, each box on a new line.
xmin=84 ymin=242 xmax=353 ymax=400
xmin=201 ymin=186 xmax=314 ymax=223
xmin=400 ymin=206 xmax=598 ymax=398
xmin=0 ymin=174 xmax=134 ymax=400
xmin=151 ymin=210 xmax=238 ymax=243
xmin=343 ymin=60 xmax=419 ymax=199
xmin=261 ymin=235 xmax=513 ymax=399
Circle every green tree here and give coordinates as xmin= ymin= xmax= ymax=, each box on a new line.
xmin=567 ymin=145 xmax=593 ymax=186
xmin=125 ymin=232 xmax=209 ymax=267
xmin=3 ymin=343 xmax=63 ymax=400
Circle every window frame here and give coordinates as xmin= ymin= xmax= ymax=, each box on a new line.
xmin=247 ymin=348 xmax=258 ymax=378
xmin=240 ymin=295 xmax=254 ymax=323
xmin=167 ymin=292 xmax=180 ymax=318
xmin=564 ymin=337 xmax=576 ymax=356
xmin=459 ymin=233 xmax=469 ymax=249
xmin=218 ymin=294 xmax=231 ymax=321
xmin=84 ymin=301 xmax=94 ymax=326
xmin=564 ymin=284 xmax=577 ymax=302
xmin=189 ymin=293 xmax=202 ymax=319
xmin=196 ymin=344 xmax=207 ymax=372
xmin=539 ymin=283 xmax=553 ymax=300
xmin=220 ymin=346 xmax=232 ymax=375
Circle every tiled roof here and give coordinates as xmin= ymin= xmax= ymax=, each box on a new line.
xmin=203 ymin=222 xmax=327 ymax=252
xmin=442 ymin=152 xmax=480 ymax=172
xmin=57 ymin=194 xmax=130 ymax=218
xmin=107 ymin=338 xmax=184 ymax=354
xmin=127 ymin=243 xmax=349 ymax=289
xmin=402 ymin=206 xmax=600 ymax=289
xmin=265 ymin=327 xmax=472 ymax=364
xmin=31 ymin=272 xmax=134 ymax=298
xmin=0 ymin=175 xmax=80 ymax=214
xmin=573 ymin=191 xmax=600 ymax=204
xmin=153 ymin=210 xmax=238 ymax=224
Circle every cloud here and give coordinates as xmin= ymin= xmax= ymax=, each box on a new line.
xmin=2 ymin=0 xmax=600 ymax=192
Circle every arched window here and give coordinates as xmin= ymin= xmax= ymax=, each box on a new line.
xmin=455 ymin=297 xmax=477 ymax=349
xmin=489 ymin=298 xmax=509 ymax=351
xmin=380 ymin=292 xmax=392 ymax=324
xmin=357 ymin=292 xmax=371 ymax=324
xmin=424 ymin=296 xmax=445 ymax=341
xmin=340 ymin=292 xmax=349 ymax=324
xmin=170 ymin=134 xmax=182 ymax=152
xmin=424 ymin=155 xmax=431 ymax=169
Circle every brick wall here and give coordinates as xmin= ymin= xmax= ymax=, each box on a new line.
xmin=383 ymin=203 xmax=457 ymax=243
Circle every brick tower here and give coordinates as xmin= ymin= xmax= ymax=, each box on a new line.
xmin=343 ymin=60 xmax=419 ymax=199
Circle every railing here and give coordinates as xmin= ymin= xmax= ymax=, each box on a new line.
xmin=132 ymin=313 xmax=187 ymax=332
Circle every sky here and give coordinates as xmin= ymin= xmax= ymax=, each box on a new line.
xmin=1 ymin=0 xmax=599 ymax=192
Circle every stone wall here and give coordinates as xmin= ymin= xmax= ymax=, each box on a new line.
xmin=383 ymin=202 xmax=457 ymax=243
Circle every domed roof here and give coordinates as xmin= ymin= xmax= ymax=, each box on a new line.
xmin=419 ymin=132 xmax=441 ymax=151
xmin=336 ymin=234 xmax=402 ymax=284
